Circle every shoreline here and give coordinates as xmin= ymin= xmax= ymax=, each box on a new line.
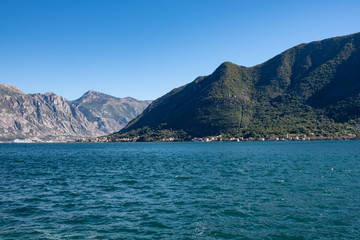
xmin=1 ymin=137 xmax=359 ymax=144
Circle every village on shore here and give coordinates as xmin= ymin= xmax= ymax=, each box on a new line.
xmin=3 ymin=132 xmax=357 ymax=143
xmin=83 ymin=133 xmax=358 ymax=143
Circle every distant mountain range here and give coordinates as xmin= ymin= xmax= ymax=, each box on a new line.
xmin=0 ymin=84 xmax=151 ymax=141
xmin=109 ymin=32 xmax=360 ymax=141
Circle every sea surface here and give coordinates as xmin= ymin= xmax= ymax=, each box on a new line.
xmin=0 ymin=141 xmax=359 ymax=239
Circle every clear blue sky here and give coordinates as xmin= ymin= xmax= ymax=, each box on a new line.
xmin=1 ymin=0 xmax=359 ymax=100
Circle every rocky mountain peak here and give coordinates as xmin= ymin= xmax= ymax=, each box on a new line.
xmin=0 ymin=86 xmax=152 ymax=141
xmin=76 ymin=90 xmax=114 ymax=102
xmin=0 ymin=84 xmax=25 ymax=96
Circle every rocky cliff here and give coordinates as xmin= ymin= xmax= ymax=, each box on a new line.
xmin=70 ymin=90 xmax=152 ymax=134
xmin=0 ymin=84 xmax=150 ymax=141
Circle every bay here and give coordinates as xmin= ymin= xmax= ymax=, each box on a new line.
xmin=0 ymin=141 xmax=360 ymax=239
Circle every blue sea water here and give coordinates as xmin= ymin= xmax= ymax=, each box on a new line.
xmin=0 ymin=141 xmax=360 ymax=239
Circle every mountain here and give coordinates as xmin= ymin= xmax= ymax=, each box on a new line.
xmin=0 ymin=85 xmax=151 ymax=141
xmin=71 ymin=90 xmax=152 ymax=134
xmin=109 ymin=32 xmax=360 ymax=141
xmin=0 ymin=84 xmax=26 ymax=96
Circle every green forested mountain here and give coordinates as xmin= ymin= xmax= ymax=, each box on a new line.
xmin=109 ymin=32 xmax=360 ymax=141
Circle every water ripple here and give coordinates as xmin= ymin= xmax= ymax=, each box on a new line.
xmin=1 ymin=141 xmax=360 ymax=239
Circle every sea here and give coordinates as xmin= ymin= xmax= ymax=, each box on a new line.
xmin=0 ymin=141 xmax=359 ymax=239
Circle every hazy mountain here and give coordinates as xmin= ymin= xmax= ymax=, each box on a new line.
xmin=0 ymin=85 xmax=151 ymax=141
xmin=109 ymin=32 xmax=360 ymax=141
xmin=71 ymin=90 xmax=152 ymax=134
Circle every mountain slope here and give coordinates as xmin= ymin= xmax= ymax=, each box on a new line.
xmin=0 ymin=85 xmax=151 ymax=141
xmin=109 ymin=32 xmax=360 ymax=141
xmin=0 ymin=87 xmax=101 ymax=141
xmin=71 ymin=90 xmax=151 ymax=134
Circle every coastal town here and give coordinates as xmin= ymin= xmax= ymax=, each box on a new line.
xmin=2 ymin=132 xmax=357 ymax=144
xmin=81 ymin=133 xmax=359 ymax=143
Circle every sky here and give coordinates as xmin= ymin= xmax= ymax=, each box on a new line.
xmin=0 ymin=0 xmax=359 ymax=101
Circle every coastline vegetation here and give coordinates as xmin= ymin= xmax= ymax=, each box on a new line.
xmin=102 ymin=33 xmax=360 ymax=142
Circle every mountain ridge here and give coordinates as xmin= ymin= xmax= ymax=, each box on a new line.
xmin=0 ymin=86 xmax=151 ymax=141
xmin=108 ymin=32 xmax=360 ymax=141
xmin=0 ymin=84 xmax=26 ymax=96
xmin=70 ymin=90 xmax=152 ymax=134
